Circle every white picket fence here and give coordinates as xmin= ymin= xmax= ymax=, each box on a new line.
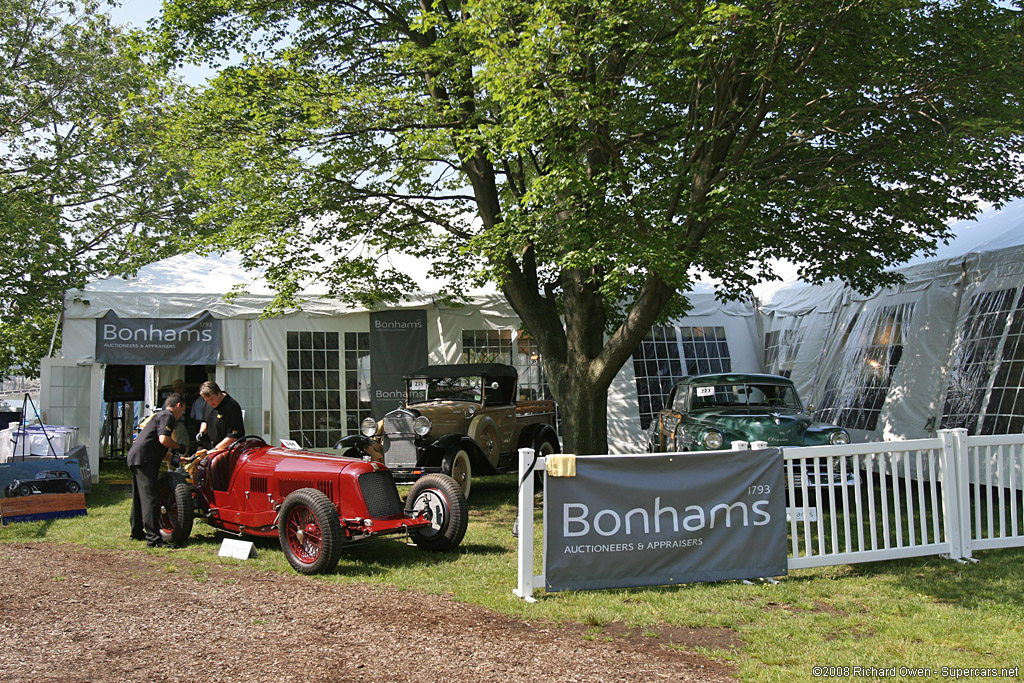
xmin=514 ymin=429 xmax=1024 ymax=600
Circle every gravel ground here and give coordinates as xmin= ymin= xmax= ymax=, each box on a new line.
xmin=0 ymin=542 xmax=738 ymax=682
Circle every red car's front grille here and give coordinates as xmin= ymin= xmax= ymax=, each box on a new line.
xmin=358 ymin=471 xmax=405 ymax=518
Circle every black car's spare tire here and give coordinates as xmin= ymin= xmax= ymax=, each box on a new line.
xmin=277 ymin=488 xmax=343 ymax=575
xmin=158 ymin=471 xmax=195 ymax=546
xmin=405 ymin=474 xmax=468 ymax=552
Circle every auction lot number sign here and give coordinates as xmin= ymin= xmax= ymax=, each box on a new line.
xmin=543 ymin=449 xmax=787 ymax=591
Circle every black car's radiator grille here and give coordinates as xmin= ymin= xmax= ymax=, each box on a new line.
xmin=382 ymin=412 xmax=418 ymax=468
xmin=358 ymin=470 xmax=405 ymax=518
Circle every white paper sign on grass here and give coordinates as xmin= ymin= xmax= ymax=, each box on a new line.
xmin=219 ymin=538 xmax=257 ymax=560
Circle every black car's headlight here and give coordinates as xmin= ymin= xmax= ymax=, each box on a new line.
xmin=413 ymin=416 xmax=431 ymax=436
xmin=702 ymin=430 xmax=725 ymax=450
xmin=361 ymin=417 xmax=378 ymax=437
xmin=829 ymin=430 xmax=851 ymax=445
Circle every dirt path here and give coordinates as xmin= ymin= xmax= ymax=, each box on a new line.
xmin=0 ymin=543 xmax=737 ymax=682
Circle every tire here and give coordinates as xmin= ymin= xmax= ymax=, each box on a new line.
xmin=442 ymin=448 xmax=472 ymax=498
xmin=277 ymin=488 xmax=343 ymax=575
xmin=158 ymin=471 xmax=195 ymax=546
xmin=532 ymin=434 xmax=559 ymax=490
xmin=405 ymin=473 xmax=467 ymax=552
xmin=67 ymin=481 xmax=80 ymax=494
xmin=18 ymin=484 xmax=31 ymax=497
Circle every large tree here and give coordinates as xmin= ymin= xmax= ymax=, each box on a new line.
xmin=156 ymin=0 xmax=1024 ymax=453
xmin=0 ymin=0 xmax=197 ymax=379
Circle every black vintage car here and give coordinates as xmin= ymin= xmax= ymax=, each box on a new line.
xmin=5 ymin=469 xmax=81 ymax=497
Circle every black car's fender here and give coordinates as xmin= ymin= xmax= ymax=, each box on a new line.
xmin=335 ymin=434 xmax=374 ymax=450
xmin=429 ymin=433 xmax=496 ymax=474
xmin=517 ymin=423 xmax=559 ymax=453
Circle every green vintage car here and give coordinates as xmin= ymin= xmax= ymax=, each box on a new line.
xmin=647 ymin=373 xmax=851 ymax=452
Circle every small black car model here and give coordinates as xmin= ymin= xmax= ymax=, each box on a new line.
xmin=5 ymin=469 xmax=81 ymax=497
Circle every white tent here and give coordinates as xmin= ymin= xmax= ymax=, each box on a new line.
xmin=44 ymin=197 xmax=1024 ymax=479
xmin=46 ymin=254 xmax=762 ymax=479
xmin=760 ymin=197 xmax=1024 ymax=442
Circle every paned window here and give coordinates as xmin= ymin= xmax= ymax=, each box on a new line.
xmin=286 ymin=331 xmax=341 ymax=448
xmin=515 ymin=333 xmax=553 ymax=402
xmin=763 ymin=327 xmax=806 ymax=378
xmin=344 ymin=332 xmax=371 ymax=432
xmin=817 ymin=303 xmax=915 ymax=431
xmin=462 ymin=329 xmax=513 ymax=364
xmin=980 ymin=288 xmax=1024 ymax=435
xmin=460 ymin=329 xmax=554 ymax=400
xmin=941 ymin=289 xmax=1015 ymax=431
xmin=632 ymin=326 xmax=731 ymax=430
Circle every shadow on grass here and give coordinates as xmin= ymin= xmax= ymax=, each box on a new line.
xmin=845 ymin=546 xmax=1024 ymax=611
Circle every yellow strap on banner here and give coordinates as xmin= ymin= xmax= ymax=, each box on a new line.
xmin=545 ymin=454 xmax=576 ymax=477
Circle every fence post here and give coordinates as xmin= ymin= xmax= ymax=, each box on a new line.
xmin=952 ymin=428 xmax=972 ymax=560
xmin=938 ymin=429 xmax=968 ymax=561
xmin=513 ymin=447 xmax=539 ymax=602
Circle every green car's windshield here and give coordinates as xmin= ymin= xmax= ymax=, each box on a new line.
xmin=407 ymin=375 xmax=483 ymax=403
xmin=688 ymin=383 xmax=803 ymax=411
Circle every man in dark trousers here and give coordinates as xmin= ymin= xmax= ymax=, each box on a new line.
xmin=196 ymin=381 xmax=245 ymax=451
xmin=128 ymin=393 xmax=185 ymax=547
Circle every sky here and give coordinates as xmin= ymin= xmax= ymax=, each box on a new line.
xmin=104 ymin=1 xmax=216 ymax=84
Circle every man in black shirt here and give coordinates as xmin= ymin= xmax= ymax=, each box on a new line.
xmin=196 ymin=381 xmax=245 ymax=451
xmin=128 ymin=393 xmax=185 ymax=547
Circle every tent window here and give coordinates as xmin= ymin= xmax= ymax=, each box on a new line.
xmin=941 ymin=288 xmax=1016 ymax=432
xmin=817 ymin=303 xmax=915 ymax=432
xmin=764 ymin=327 xmax=806 ymax=378
xmin=344 ymin=332 xmax=371 ymax=433
xmin=631 ymin=326 xmax=731 ymax=430
xmin=981 ymin=288 xmax=1024 ymax=435
xmin=461 ymin=329 xmax=556 ymax=406
xmin=286 ymin=331 xmax=342 ymax=449
xmin=514 ymin=332 xmax=554 ymax=402
xmin=462 ymin=329 xmax=513 ymax=364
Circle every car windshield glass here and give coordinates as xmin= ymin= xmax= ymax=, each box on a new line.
xmin=407 ymin=375 xmax=484 ymax=403
xmin=689 ymin=383 xmax=802 ymax=411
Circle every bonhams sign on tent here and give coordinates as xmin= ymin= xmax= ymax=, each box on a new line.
xmin=544 ymin=449 xmax=788 ymax=591
xmin=95 ymin=311 xmax=221 ymax=365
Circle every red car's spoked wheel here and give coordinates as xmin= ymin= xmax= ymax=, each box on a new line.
xmin=285 ymin=505 xmax=323 ymax=563
xmin=277 ymin=488 xmax=344 ymax=574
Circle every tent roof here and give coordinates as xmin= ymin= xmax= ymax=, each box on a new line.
xmin=903 ymin=197 xmax=1024 ymax=266
xmin=760 ymin=196 xmax=1024 ymax=303
xmin=84 ymin=252 xmax=275 ymax=295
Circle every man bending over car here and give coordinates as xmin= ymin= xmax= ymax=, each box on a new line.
xmin=196 ymin=381 xmax=245 ymax=451
xmin=128 ymin=393 xmax=185 ymax=547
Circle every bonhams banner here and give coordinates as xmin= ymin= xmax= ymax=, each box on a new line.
xmin=544 ymin=449 xmax=787 ymax=591
xmin=96 ymin=311 xmax=220 ymax=365
xmin=369 ymin=310 xmax=428 ymax=416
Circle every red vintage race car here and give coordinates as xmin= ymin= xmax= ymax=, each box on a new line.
xmin=156 ymin=436 xmax=467 ymax=574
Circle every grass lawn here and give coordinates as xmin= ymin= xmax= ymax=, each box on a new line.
xmin=2 ymin=460 xmax=1022 ymax=682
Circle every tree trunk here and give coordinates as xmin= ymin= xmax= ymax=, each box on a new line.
xmin=548 ymin=362 xmax=610 ymax=456
xmin=501 ymin=260 xmax=676 ymax=456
